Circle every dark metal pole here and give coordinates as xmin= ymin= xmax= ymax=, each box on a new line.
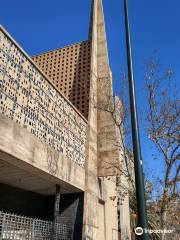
xmin=123 ymin=0 xmax=149 ymax=239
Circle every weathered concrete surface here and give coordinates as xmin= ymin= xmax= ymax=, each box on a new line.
xmin=83 ymin=0 xmax=119 ymax=239
xmin=82 ymin=0 xmax=99 ymax=238
xmin=103 ymin=177 xmax=119 ymax=240
xmin=0 ymin=113 xmax=85 ymax=192
xmin=0 ymin=0 xmax=131 ymax=239
xmin=90 ymin=0 xmax=121 ymax=177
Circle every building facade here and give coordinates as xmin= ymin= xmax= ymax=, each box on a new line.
xmin=0 ymin=0 xmax=131 ymax=239
xmin=32 ymin=41 xmax=91 ymax=120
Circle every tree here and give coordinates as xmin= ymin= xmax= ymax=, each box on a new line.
xmin=129 ymin=180 xmax=161 ymax=240
xmin=144 ymin=57 xmax=180 ymax=240
xmin=94 ymin=70 xmax=160 ymax=239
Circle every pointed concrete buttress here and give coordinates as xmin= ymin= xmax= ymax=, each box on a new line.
xmin=89 ymin=0 xmax=121 ymax=177
xmin=83 ymin=0 xmax=124 ymax=239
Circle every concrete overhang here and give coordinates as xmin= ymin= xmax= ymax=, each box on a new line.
xmin=0 ymin=114 xmax=85 ymax=194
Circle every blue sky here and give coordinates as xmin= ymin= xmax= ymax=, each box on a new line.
xmin=0 ymin=0 xmax=179 ymax=178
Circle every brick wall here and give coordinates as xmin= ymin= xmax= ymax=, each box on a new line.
xmin=32 ymin=41 xmax=91 ymax=119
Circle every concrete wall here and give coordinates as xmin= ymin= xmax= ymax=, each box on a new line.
xmin=0 ymin=26 xmax=87 ymax=168
xmin=98 ymin=177 xmax=119 ymax=240
xmin=0 ymin=0 xmax=132 ymax=238
xmin=0 ymin=113 xmax=85 ymax=192
xmin=83 ymin=0 xmax=120 ymax=239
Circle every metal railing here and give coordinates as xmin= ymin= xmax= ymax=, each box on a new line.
xmin=0 ymin=211 xmax=73 ymax=240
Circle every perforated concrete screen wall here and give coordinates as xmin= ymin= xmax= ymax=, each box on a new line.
xmin=0 ymin=28 xmax=87 ymax=167
xmin=32 ymin=41 xmax=91 ymax=120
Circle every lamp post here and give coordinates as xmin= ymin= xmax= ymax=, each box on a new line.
xmin=123 ymin=0 xmax=149 ymax=239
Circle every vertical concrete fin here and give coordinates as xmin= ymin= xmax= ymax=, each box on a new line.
xmin=89 ymin=0 xmax=120 ymax=177
xmin=88 ymin=0 xmax=94 ymax=40
xmin=83 ymin=1 xmax=120 ymax=238
xmin=89 ymin=0 xmax=110 ymax=76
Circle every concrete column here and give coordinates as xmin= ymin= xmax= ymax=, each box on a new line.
xmin=54 ymin=184 xmax=61 ymax=219
xmin=53 ymin=184 xmax=61 ymax=239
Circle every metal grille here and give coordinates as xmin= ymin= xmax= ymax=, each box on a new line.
xmin=0 ymin=211 xmax=72 ymax=240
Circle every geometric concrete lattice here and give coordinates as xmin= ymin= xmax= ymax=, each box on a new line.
xmin=0 ymin=27 xmax=87 ymax=167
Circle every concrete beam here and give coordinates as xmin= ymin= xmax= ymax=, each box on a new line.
xmin=0 ymin=113 xmax=85 ymax=192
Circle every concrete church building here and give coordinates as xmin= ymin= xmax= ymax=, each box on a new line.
xmin=0 ymin=0 xmax=131 ymax=239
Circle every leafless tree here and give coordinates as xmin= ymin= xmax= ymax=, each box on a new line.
xmin=95 ymin=58 xmax=180 ymax=239
xmin=92 ymin=71 xmax=135 ymax=239
xmin=144 ymin=57 xmax=180 ymax=240
xmin=94 ymin=70 xmax=135 ymax=191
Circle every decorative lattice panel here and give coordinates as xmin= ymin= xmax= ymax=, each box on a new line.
xmin=0 ymin=211 xmax=72 ymax=240
xmin=0 ymin=28 xmax=87 ymax=167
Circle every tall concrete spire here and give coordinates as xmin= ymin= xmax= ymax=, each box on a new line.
xmin=89 ymin=0 xmax=110 ymax=76
xmin=88 ymin=0 xmax=120 ymax=176
xmin=82 ymin=1 xmax=125 ymax=239
xmin=86 ymin=3 xmax=131 ymax=239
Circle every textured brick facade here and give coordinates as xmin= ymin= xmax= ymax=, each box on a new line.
xmin=32 ymin=41 xmax=91 ymax=119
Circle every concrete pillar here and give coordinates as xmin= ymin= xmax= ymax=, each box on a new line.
xmin=53 ymin=184 xmax=61 ymax=239
xmin=83 ymin=0 xmax=131 ymax=239
xmin=54 ymin=184 xmax=61 ymax=219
